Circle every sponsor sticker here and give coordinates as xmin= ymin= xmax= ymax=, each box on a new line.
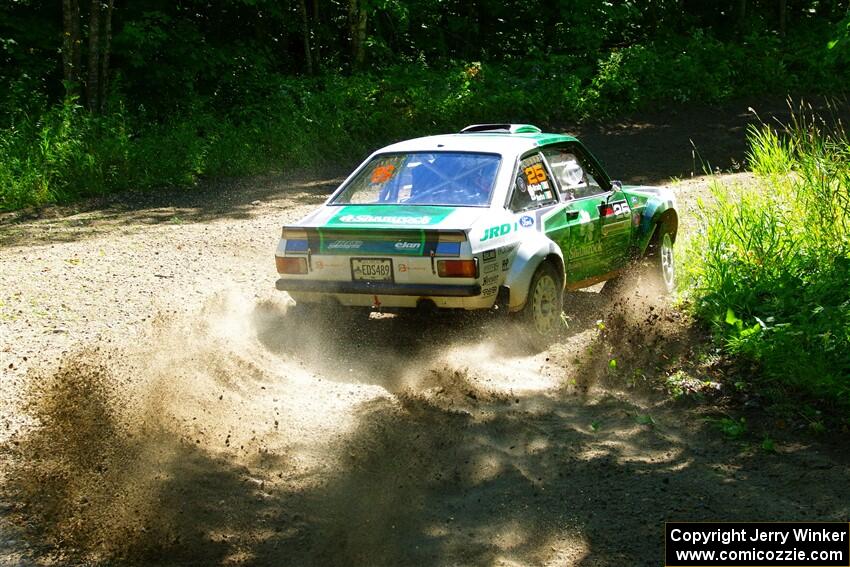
xmin=482 ymin=286 xmax=498 ymax=297
xmin=528 ymin=181 xmax=551 ymax=201
xmin=570 ymin=242 xmax=603 ymax=258
xmin=484 ymin=263 xmax=497 ymax=274
xmin=483 ymin=274 xmax=499 ymax=285
xmin=328 ymin=206 xmax=453 ymax=227
xmin=394 ymin=242 xmax=421 ymax=251
xmin=327 ymin=240 xmax=364 ymax=250
xmin=519 ymin=215 xmax=534 ymax=228
xmin=599 ymin=200 xmax=629 ymax=217
xmin=339 ymin=214 xmax=432 ymax=225
xmin=481 ymin=223 xmax=512 ymax=242
xmin=483 ymin=249 xmax=497 ymax=262
xmin=370 ymin=164 xmax=396 ymax=184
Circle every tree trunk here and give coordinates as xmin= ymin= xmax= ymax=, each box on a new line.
xmin=298 ymin=0 xmax=313 ymax=75
xmin=62 ymin=0 xmax=74 ymax=82
xmin=311 ymin=0 xmax=320 ymax=72
xmin=355 ymin=3 xmax=367 ymax=69
xmin=62 ymin=0 xmax=81 ymax=95
xmin=738 ymin=0 xmax=747 ymax=25
xmin=99 ymin=0 xmax=114 ymax=110
xmin=86 ymin=0 xmax=102 ymax=112
xmin=348 ymin=0 xmax=358 ymax=70
xmin=778 ymin=0 xmax=787 ymax=37
xmin=71 ymin=0 xmax=81 ymax=83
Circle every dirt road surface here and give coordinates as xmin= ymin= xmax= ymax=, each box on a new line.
xmin=1 ymin=99 xmax=849 ymax=566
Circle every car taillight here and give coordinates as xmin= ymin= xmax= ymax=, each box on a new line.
xmin=276 ymin=256 xmax=308 ymax=274
xmin=437 ymin=259 xmax=478 ymax=278
xmin=282 ymin=227 xmax=308 ymax=239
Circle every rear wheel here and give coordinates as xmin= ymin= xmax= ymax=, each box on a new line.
xmin=519 ymin=262 xmax=564 ymax=339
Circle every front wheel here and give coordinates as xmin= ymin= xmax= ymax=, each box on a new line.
xmin=652 ymin=231 xmax=676 ymax=294
xmin=518 ymin=262 xmax=564 ymax=339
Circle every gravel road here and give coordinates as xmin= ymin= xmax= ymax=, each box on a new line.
xmin=2 ymin=103 xmax=849 ymax=566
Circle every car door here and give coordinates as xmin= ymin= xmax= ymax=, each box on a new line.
xmin=541 ymin=145 xmax=632 ymax=283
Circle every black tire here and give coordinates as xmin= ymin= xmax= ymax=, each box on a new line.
xmin=517 ymin=261 xmax=564 ymax=340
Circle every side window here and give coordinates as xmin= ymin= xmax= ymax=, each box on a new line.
xmin=509 ymin=153 xmax=558 ymax=211
xmin=542 ymin=148 xmax=605 ymax=201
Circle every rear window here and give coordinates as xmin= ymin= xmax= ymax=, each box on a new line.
xmin=331 ymin=152 xmax=501 ymax=207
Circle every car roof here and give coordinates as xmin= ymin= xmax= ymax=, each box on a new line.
xmin=377 ymin=131 xmax=579 ymax=157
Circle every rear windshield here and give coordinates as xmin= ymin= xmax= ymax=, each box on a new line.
xmin=331 ymin=152 xmax=501 ymax=207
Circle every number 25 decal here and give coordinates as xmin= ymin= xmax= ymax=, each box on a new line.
xmin=601 ymin=200 xmax=629 ymax=217
xmin=524 ymin=163 xmax=547 ymax=184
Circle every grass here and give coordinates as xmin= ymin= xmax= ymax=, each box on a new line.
xmin=683 ymin=102 xmax=850 ymax=417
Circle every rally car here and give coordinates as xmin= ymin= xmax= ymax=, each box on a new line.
xmin=274 ymin=124 xmax=677 ymax=337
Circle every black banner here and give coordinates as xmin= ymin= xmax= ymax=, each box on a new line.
xmin=666 ymin=522 xmax=850 ymax=566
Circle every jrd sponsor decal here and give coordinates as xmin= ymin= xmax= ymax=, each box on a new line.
xmin=481 ymin=223 xmax=513 ymax=242
xmin=480 ymin=218 xmax=535 ymax=242
xmin=665 ymin=522 xmax=850 ymax=567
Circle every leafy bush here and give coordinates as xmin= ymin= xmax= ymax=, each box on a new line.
xmin=0 ymin=25 xmax=846 ymax=210
xmin=683 ymin=108 xmax=850 ymax=412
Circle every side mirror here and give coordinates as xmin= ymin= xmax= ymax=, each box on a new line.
xmin=611 ymin=180 xmax=623 ymax=191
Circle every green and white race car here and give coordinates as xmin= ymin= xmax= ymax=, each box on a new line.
xmin=275 ymin=124 xmax=678 ymax=336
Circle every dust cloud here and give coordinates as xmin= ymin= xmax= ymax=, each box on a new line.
xmin=2 ymin=282 xmax=697 ymax=565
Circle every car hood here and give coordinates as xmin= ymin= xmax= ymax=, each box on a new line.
xmin=295 ymin=205 xmax=492 ymax=231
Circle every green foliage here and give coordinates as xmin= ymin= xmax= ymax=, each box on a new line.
xmin=634 ymin=414 xmax=655 ymax=426
xmin=1 ymin=0 xmax=847 ymax=210
xmin=712 ymin=416 xmax=747 ymax=440
xmin=683 ymin=107 xmax=850 ymax=413
xmin=3 ymin=20 xmax=846 ymax=212
xmin=0 ymin=96 xmax=131 ymax=209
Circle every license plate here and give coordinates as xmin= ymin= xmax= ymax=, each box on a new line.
xmin=351 ymin=258 xmax=393 ymax=282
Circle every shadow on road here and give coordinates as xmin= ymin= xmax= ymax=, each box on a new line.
xmin=0 ymin=172 xmax=342 ymax=248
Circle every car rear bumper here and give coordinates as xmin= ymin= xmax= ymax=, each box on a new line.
xmin=275 ymin=278 xmax=482 ymax=297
